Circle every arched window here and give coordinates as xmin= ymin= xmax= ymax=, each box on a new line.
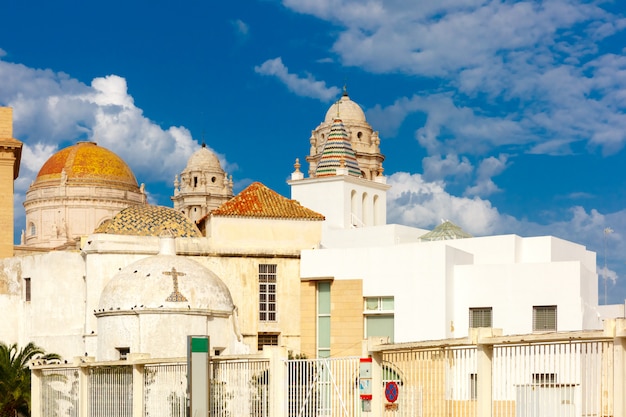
xmin=362 ymin=192 xmax=370 ymax=227
xmin=29 ymin=222 xmax=36 ymax=236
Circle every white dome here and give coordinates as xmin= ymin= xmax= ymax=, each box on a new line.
xmin=185 ymin=145 xmax=223 ymax=172
xmin=324 ymin=93 xmax=366 ymax=123
xmin=99 ymin=250 xmax=233 ymax=313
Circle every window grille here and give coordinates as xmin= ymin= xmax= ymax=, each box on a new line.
xmin=259 ymin=264 xmax=277 ymax=321
xmin=257 ymin=333 xmax=279 ymax=351
xmin=469 ymin=307 xmax=492 ymax=328
xmin=533 ymin=305 xmax=557 ymax=331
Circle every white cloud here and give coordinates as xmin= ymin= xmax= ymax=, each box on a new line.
xmin=254 ymin=57 xmax=340 ymax=102
xmin=464 ymin=154 xmax=508 ymax=197
xmin=386 ymin=171 xmax=506 ymax=236
xmin=421 ymin=153 xmax=473 ymax=182
xmin=231 ymin=19 xmax=249 ymax=37
xmin=0 ymin=58 xmax=229 ymax=225
xmin=286 ymin=0 xmax=626 ymax=156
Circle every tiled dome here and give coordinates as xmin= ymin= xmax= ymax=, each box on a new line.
xmin=33 ymin=142 xmax=139 ymax=192
xmin=94 ymin=205 xmax=201 ymax=237
xmin=315 ymin=119 xmax=362 ymax=177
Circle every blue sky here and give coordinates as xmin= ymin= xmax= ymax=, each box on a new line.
xmin=1 ymin=0 xmax=626 ymax=303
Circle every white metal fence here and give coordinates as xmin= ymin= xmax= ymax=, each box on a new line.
xmin=211 ymin=358 xmax=270 ymax=417
xmin=144 ymin=363 xmax=187 ymax=417
xmin=33 ymin=323 xmax=626 ymax=417
xmin=379 ymin=339 xmax=615 ymax=417
xmin=88 ymin=366 xmax=133 ymax=417
xmin=41 ymin=367 xmax=80 ymax=417
xmin=285 ymin=356 xmax=361 ymax=417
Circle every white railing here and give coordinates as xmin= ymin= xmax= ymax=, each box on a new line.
xmin=88 ymin=366 xmax=133 ymax=417
xmin=492 ymin=341 xmax=613 ymax=417
xmin=211 ymin=358 xmax=270 ymax=417
xmin=376 ymin=333 xmax=617 ymax=417
xmin=285 ymin=356 xmax=360 ymax=417
xmin=31 ymin=320 xmax=626 ymax=417
xmin=144 ymin=363 xmax=187 ymax=417
xmin=41 ymin=367 xmax=80 ymax=417
xmin=381 ymin=347 xmax=477 ymax=417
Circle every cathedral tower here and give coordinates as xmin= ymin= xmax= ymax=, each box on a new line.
xmin=172 ymin=143 xmax=233 ymax=224
xmin=289 ymin=92 xmax=389 ymax=231
xmin=0 ymin=108 xmax=22 ymax=257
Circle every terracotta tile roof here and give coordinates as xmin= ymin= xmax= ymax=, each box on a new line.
xmin=212 ymin=182 xmax=325 ymax=220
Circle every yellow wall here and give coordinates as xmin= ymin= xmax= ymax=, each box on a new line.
xmin=330 ymin=279 xmax=363 ymax=357
xmin=300 ymin=279 xmax=364 ymax=358
xmin=0 ymin=108 xmax=22 ymax=258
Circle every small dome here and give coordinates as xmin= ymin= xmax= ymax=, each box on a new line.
xmin=33 ymin=142 xmax=139 ymax=191
xmin=185 ymin=144 xmax=223 ymax=172
xmin=98 ymin=249 xmax=234 ymax=312
xmin=324 ymin=93 xmax=366 ymax=123
xmin=94 ymin=205 xmax=202 ymax=237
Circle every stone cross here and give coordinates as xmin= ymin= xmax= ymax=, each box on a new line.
xmin=163 ymin=267 xmax=188 ymax=302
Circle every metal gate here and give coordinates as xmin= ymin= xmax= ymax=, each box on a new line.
xmin=285 ymin=357 xmax=360 ymax=417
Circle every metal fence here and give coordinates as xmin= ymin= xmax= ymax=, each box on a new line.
xmin=33 ymin=326 xmax=625 ymax=417
xmin=144 ymin=363 xmax=187 ymax=417
xmin=211 ymin=358 xmax=270 ymax=417
xmin=285 ymin=356 xmax=361 ymax=417
xmin=379 ymin=339 xmax=614 ymax=417
xmin=41 ymin=367 xmax=80 ymax=417
xmin=381 ymin=347 xmax=476 ymax=417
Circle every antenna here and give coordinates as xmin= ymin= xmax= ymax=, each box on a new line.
xmin=603 ymin=227 xmax=613 ymax=305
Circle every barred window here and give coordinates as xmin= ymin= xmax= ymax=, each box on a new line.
xmin=257 ymin=333 xmax=279 ymax=351
xmin=533 ymin=305 xmax=557 ymax=332
xmin=259 ymin=264 xmax=277 ymax=321
xmin=469 ymin=307 xmax=492 ymax=328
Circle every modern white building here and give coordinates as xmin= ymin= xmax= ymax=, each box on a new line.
xmin=288 ymin=91 xmax=608 ymax=355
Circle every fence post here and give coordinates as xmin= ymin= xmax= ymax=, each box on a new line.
xmin=263 ymin=345 xmax=288 ymax=417
xmin=132 ymin=361 xmax=145 ymax=417
xmin=614 ymin=318 xmax=626 ymax=417
xmin=370 ymin=350 xmax=383 ymax=417
xmin=476 ymin=332 xmax=493 ymax=417
xmin=79 ymin=362 xmax=90 ymax=417
xmin=30 ymin=367 xmax=42 ymax=417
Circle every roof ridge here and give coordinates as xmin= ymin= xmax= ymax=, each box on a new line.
xmin=212 ymin=182 xmax=324 ymax=220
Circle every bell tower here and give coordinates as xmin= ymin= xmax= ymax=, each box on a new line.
xmin=0 ymin=108 xmax=23 ymax=257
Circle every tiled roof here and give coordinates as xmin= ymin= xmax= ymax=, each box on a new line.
xmin=419 ymin=220 xmax=473 ymax=241
xmin=212 ymin=182 xmax=325 ymax=220
xmin=34 ymin=142 xmax=139 ymax=191
xmin=94 ymin=204 xmax=202 ymax=237
xmin=315 ymin=118 xmax=361 ymax=177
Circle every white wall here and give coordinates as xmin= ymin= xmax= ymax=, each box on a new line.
xmin=301 ymin=234 xmax=601 ymax=343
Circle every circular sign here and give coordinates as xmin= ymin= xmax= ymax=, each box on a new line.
xmin=385 ymin=381 xmax=399 ymax=403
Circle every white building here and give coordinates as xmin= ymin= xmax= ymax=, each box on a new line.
xmin=288 ymin=92 xmax=609 ymax=355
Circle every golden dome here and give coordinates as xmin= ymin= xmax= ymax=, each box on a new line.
xmin=33 ymin=142 xmax=139 ymax=191
xmin=94 ymin=205 xmax=202 ymax=237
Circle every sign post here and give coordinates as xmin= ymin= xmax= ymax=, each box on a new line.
xmin=359 ymin=358 xmax=373 ymax=412
xmin=187 ymin=335 xmax=210 ymax=417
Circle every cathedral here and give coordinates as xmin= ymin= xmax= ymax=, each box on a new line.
xmin=0 ymin=90 xmax=619 ymax=363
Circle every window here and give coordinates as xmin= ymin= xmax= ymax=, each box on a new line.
xmin=24 ymin=278 xmax=31 ymax=302
xmin=116 ymin=347 xmax=130 ymax=360
xmin=29 ymin=223 xmax=36 ymax=236
xmin=259 ymin=264 xmax=277 ymax=321
xmin=317 ymin=282 xmax=331 ymax=358
xmin=533 ymin=305 xmax=557 ymax=331
xmin=532 ymin=373 xmax=556 ymax=385
xmin=469 ymin=307 xmax=492 ymax=328
xmin=257 ymin=333 xmax=279 ymax=351
xmin=364 ymin=297 xmax=394 ymax=343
